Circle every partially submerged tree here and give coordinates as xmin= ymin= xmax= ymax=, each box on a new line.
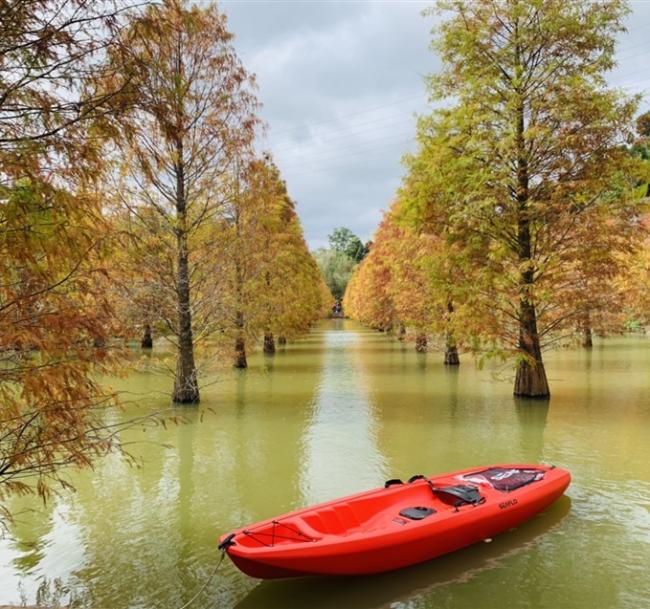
xmin=406 ymin=0 xmax=642 ymax=397
xmin=344 ymin=201 xmax=467 ymax=360
xmin=107 ymin=206 xmax=176 ymax=350
xmin=219 ymin=156 xmax=324 ymax=366
xmin=102 ymin=0 xmax=258 ymax=402
xmin=343 ymin=223 xmax=397 ymax=332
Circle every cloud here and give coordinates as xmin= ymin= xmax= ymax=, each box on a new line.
xmin=221 ymin=0 xmax=650 ymax=249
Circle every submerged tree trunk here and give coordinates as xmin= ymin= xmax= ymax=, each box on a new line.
xmin=263 ymin=332 xmax=275 ymax=354
xmin=172 ymin=151 xmax=199 ymax=404
xmin=141 ymin=323 xmax=153 ymax=349
xmin=278 ymin=335 xmax=287 ymax=345
xmin=173 ymin=236 xmax=199 ymax=402
xmin=234 ymin=311 xmax=247 ymax=368
xmin=444 ymin=301 xmax=459 ymax=365
xmin=444 ymin=335 xmax=459 ymax=366
xmin=513 ymin=91 xmax=549 ymax=398
xmin=234 ymin=336 xmax=247 ymax=368
xmin=514 ymin=300 xmax=549 ymax=397
xmin=415 ymin=333 xmax=427 ymax=353
xmin=581 ymin=312 xmax=593 ymax=349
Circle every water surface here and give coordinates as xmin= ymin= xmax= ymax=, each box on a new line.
xmin=1 ymin=320 xmax=650 ymax=608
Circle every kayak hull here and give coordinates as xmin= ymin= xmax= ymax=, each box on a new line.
xmin=220 ymin=464 xmax=570 ymax=579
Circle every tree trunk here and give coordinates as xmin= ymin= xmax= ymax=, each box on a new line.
xmin=398 ymin=323 xmax=406 ymax=342
xmin=232 ymin=184 xmax=247 ymax=369
xmin=444 ymin=301 xmax=459 ymax=365
xmin=514 ymin=300 xmax=549 ymax=397
xmin=263 ymin=332 xmax=275 ymax=354
xmin=415 ymin=333 xmax=427 ymax=353
xmin=581 ymin=312 xmax=593 ymax=349
xmin=141 ymin=323 xmax=153 ymax=349
xmin=278 ymin=335 xmax=287 ymax=345
xmin=171 ymin=146 xmax=199 ymax=404
xmin=172 ymin=235 xmax=199 ymax=403
xmin=234 ymin=336 xmax=247 ymax=368
xmin=444 ymin=335 xmax=459 ymax=366
xmin=513 ymin=84 xmax=549 ymax=398
xmin=234 ymin=311 xmax=247 ymax=368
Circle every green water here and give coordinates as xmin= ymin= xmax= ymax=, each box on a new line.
xmin=2 ymin=320 xmax=650 ymax=608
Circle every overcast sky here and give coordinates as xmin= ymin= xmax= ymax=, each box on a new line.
xmin=220 ymin=0 xmax=650 ymax=250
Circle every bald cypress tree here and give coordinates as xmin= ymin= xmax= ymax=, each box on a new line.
xmin=102 ymin=0 xmax=258 ymax=403
xmin=407 ymin=0 xmax=641 ymax=397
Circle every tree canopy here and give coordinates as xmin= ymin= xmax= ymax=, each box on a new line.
xmin=328 ymin=227 xmax=368 ymax=263
xmin=346 ymin=0 xmax=647 ymax=398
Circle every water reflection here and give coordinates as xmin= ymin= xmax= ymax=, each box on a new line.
xmin=300 ymin=323 xmax=386 ymax=504
xmin=0 ymin=330 xmax=326 ymax=608
xmin=353 ymin=329 xmax=550 ymax=476
xmin=514 ymin=399 xmax=549 ymax=461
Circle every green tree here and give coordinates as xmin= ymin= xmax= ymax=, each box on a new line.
xmin=328 ymin=227 xmax=367 ymax=262
xmin=314 ymin=248 xmax=357 ymax=300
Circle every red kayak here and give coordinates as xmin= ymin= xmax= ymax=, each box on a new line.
xmin=218 ymin=463 xmax=570 ymax=579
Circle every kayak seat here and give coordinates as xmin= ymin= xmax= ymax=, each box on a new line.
xmin=399 ymin=506 xmax=436 ymax=520
xmin=432 ymin=484 xmax=483 ymax=506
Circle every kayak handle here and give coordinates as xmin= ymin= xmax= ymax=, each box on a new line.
xmin=408 ymin=475 xmax=426 ymax=483
xmin=218 ymin=533 xmax=236 ymax=551
xmin=384 ymin=478 xmax=404 ymax=488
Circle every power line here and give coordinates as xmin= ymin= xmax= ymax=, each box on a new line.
xmin=277 ymin=134 xmax=415 ymax=172
xmin=266 ymin=93 xmax=427 ymax=137
xmin=270 ymin=114 xmax=418 ymax=154
xmin=264 ymin=49 xmax=650 ymax=153
xmin=276 ymin=87 xmax=650 ymax=179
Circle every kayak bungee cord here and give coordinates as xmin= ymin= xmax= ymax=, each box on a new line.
xmin=239 ymin=519 xmax=316 ymax=548
xmin=174 ymin=549 xmax=227 ymax=609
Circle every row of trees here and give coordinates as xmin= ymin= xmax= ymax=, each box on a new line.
xmin=97 ymin=1 xmax=326 ymax=401
xmin=1 ymin=0 xmax=327 ymax=511
xmin=345 ymin=0 xmax=650 ymax=398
